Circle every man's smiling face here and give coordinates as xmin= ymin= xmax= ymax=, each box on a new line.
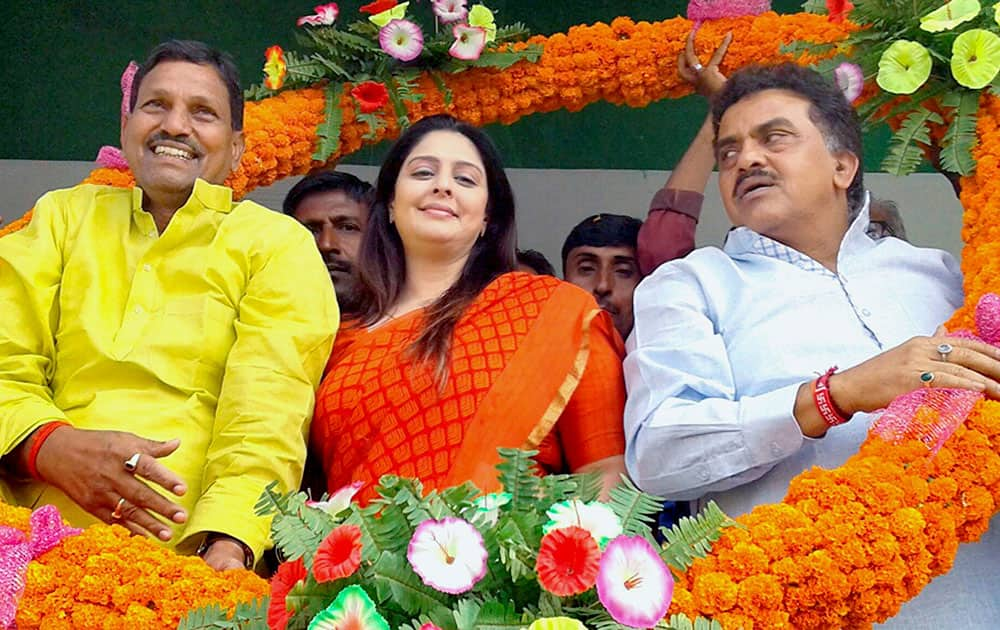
xmin=122 ymin=60 xmax=244 ymax=204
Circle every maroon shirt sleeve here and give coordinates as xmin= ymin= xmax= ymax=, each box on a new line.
xmin=637 ymin=188 xmax=704 ymax=276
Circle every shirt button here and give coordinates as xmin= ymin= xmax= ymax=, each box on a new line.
xmin=770 ymin=442 xmax=783 ymax=457
xmin=697 ymin=466 xmax=710 ymax=482
xmin=861 ymin=308 xmax=872 ymax=317
xmin=143 ymin=264 xmax=152 ymax=272
xmin=134 ymin=306 xmax=143 ymax=314
xmin=147 ymin=231 xmax=156 ymax=237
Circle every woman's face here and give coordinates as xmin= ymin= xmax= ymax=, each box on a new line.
xmin=390 ymin=130 xmax=489 ymax=261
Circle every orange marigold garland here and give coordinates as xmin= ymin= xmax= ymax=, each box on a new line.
xmin=0 ymin=502 xmax=268 ymax=628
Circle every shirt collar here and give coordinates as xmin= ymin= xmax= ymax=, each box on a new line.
xmin=131 ymin=178 xmax=235 ymax=217
xmin=723 ymin=192 xmax=873 ymax=277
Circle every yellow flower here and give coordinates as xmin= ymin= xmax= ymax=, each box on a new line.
xmin=526 ymin=618 xmax=589 ymax=630
xmin=951 ymin=28 xmax=1000 ymax=88
xmin=469 ymin=4 xmax=497 ymax=43
xmin=877 ymin=40 xmax=932 ymax=94
xmin=263 ymin=45 xmax=287 ymax=90
xmin=370 ymin=1 xmax=409 ymax=28
xmin=920 ymin=0 xmax=981 ymax=33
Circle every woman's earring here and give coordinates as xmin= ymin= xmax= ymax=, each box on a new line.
xmin=479 ymin=225 xmax=486 ymax=238
xmin=389 ymin=207 xmax=395 ymax=224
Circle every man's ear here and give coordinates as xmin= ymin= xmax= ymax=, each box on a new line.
xmin=833 ymin=151 xmax=860 ymax=191
xmin=230 ymin=131 xmax=246 ymax=172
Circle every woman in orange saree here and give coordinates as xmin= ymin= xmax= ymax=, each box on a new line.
xmin=310 ymin=115 xmax=627 ymax=504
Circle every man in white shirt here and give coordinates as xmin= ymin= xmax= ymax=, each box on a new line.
xmin=624 ymin=63 xmax=999 ymax=626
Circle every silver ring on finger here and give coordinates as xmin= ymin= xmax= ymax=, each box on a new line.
xmin=920 ymin=371 xmax=935 ymax=388
xmin=691 ymin=61 xmax=704 ymax=72
xmin=124 ymin=452 xmax=141 ymax=473
xmin=110 ymin=496 xmax=126 ymax=520
xmin=937 ymin=343 xmax=954 ymax=362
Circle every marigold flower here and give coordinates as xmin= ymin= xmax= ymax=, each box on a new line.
xmin=535 ymin=526 xmax=601 ymax=596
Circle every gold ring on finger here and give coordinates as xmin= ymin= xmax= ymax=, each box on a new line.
xmin=937 ymin=343 xmax=953 ymax=362
xmin=110 ymin=497 xmax=126 ymax=520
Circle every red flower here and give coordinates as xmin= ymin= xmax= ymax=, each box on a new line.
xmin=360 ymin=0 xmax=397 ymax=15
xmin=826 ymin=0 xmax=854 ymax=23
xmin=312 ymin=524 xmax=363 ymax=583
xmin=267 ymin=557 xmax=306 ymax=630
xmin=535 ymin=526 xmax=601 ymax=596
xmin=351 ymin=81 xmax=390 ymax=113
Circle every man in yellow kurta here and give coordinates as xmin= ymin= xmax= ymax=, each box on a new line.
xmin=0 ymin=40 xmax=338 ymax=570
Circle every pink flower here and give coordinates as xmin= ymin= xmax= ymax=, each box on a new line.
xmin=297 ymin=3 xmax=339 ymax=26
xmin=432 ymin=0 xmax=468 ymax=23
xmin=596 ymin=536 xmax=673 ymax=628
xmin=379 ymin=19 xmax=424 ymax=61
xmin=449 ymin=24 xmax=487 ymax=60
xmin=834 ymin=62 xmax=864 ymax=103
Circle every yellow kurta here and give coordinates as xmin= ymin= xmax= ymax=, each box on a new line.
xmin=0 ymin=179 xmax=339 ymax=560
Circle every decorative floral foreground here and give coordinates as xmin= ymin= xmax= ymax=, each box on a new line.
xmin=1 ymin=10 xmax=999 ymax=630
xmin=0 ymin=502 xmax=268 ymax=628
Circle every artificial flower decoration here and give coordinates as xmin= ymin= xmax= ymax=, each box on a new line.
xmin=450 ymin=24 xmax=488 ymax=60
xmin=379 ymin=18 xmax=424 ymax=62
xmin=407 ymin=517 xmax=488 ymax=594
xmin=351 ymin=81 xmax=391 ymax=113
xmin=418 ymin=624 xmax=444 ymax=630
xmin=834 ymin=61 xmax=864 ymax=103
xmin=996 ymin=1 xmax=1000 ymax=26
xmin=595 ymin=536 xmax=673 ymax=629
xmin=307 ymin=585 xmax=390 ymax=630
xmin=527 ymin=618 xmax=589 ymax=630
xmin=263 ymin=45 xmax=287 ymax=90
xmin=268 ymin=558 xmax=307 ymax=630
xmin=825 ymin=0 xmax=854 ymax=23
xmin=542 ymin=500 xmax=623 ymax=548
xmin=306 ymin=481 xmax=364 ymax=516
xmin=951 ymin=28 xmax=1000 ymax=88
xmin=920 ymin=0 xmax=981 ymax=32
xmin=468 ymin=4 xmax=497 ymax=42
xmin=297 ymin=3 xmax=340 ymax=26
xmin=876 ymin=40 xmax=933 ymax=94
xmin=312 ymin=524 xmax=363 ymax=583
xmin=360 ymin=0 xmax=397 ymax=14
xmin=536 ymin=526 xmax=602 ymax=596
xmin=472 ymin=491 xmax=511 ymax=526
xmin=433 ymin=0 xmax=469 ymax=23
xmin=368 ymin=1 xmax=409 ymax=27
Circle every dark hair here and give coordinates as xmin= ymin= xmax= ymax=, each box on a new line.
xmin=283 ymin=170 xmax=374 ymax=216
xmin=130 ymin=40 xmax=244 ymax=131
xmin=561 ymin=213 xmax=642 ymax=270
xmin=712 ymin=63 xmax=864 ymax=216
xmin=352 ymin=114 xmax=517 ymax=375
xmin=516 ymin=249 xmax=556 ymax=276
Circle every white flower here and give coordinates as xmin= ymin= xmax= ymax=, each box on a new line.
xmin=379 ymin=19 xmax=424 ymax=62
xmin=306 ymin=480 xmax=363 ymax=516
xmin=432 ymin=0 xmax=469 ymax=23
xmin=543 ymin=500 xmax=622 ymax=548
xmin=407 ymin=517 xmax=488 ymax=594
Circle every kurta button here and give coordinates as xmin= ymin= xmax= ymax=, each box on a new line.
xmin=861 ymin=308 xmax=872 ymax=317
xmin=134 ymin=306 xmax=143 ymax=314
xmin=770 ymin=442 xmax=783 ymax=457
xmin=143 ymin=264 xmax=152 ymax=272
xmin=697 ymin=466 xmax=710 ymax=481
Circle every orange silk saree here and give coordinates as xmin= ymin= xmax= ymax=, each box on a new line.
xmin=311 ymin=272 xmax=626 ymax=503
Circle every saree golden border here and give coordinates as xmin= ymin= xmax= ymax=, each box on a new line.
xmin=3 ymin=11 xmax=997 ymax=629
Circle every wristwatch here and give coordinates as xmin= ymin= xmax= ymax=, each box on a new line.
xmin=197 ymin=532 xmax=255 ymax=569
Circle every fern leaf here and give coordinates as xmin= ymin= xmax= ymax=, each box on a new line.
xmin=939 ymin=90 xmax=979 ymax=176
xmin=453 ymin=598 xmax=482 ymax=630
xmin=881 ymin=108 xmax=943 ymax=176
xmin=659 ymin=500 xmax=737 ymax=572
xmin=495 ymin=512 xmax=542 ymax=582
xmin=495 ymin=449 xmax=542 ymax=512
xmin=372 ymin=552 xmax=453 ymax=616
xmin=344 ymin=502 xmax=409 ymax=563
xmin=284 ymin=50 xmax=329 ymax=84
xmin=313 ymin=83 xmax=344 ymax=162
xmin=476 ymin=600 xmax=529 ymax=630
xmin=606 ymin=475 xmax=665 ymax=539
xmin=443 ymin=46 xmax=543 ymax=72
xmin=176 ymin=603 xmax=231 ymax=629
xmin=428 ymin=71 xmax=454 ymax=107
xmin=800 ymin=0 xmax=827 ymax=13
xmin=256 ymin=484 xmax=335 ymax=567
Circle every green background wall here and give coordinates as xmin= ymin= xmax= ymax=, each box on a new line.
xmin=3 ymin=1 xmax=891 ymax=169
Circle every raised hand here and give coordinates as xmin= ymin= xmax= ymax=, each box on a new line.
xmin=678 ymin=29 xmax=733 ymax=99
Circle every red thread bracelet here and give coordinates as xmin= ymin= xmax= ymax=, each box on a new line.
xmin=813 ymin=366 xmax=850 ymax=427
xmin=25 ymin=421 xmax=71 ymax=480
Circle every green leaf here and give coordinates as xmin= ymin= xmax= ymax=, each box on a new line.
xmin=659 ymin=500 xmax=738 ymax=572
xmin=606 ymin=475 xmax=665 ymax=540
xmin=800 ymin=0 xmax=828 ymax=13
xmin=255 ymin=484 xmax=334 ymax=568
xmin=176 ymin=599 xmax=269 ymax=630
xmin=495 ymin=512 xmax=542 ymax=582
xmin=453 ymin=598 xmax=482 ymax=630
xmin=428 ymin=71 xmax=454 ymax=107
xmin=285 ymin=580 xmax=350 ymax=623
xmin=939 ymin=90 xmax=979 ymax=175
xmin=344 ymin=501 xmax=409 ymax=564
xmin=443 ymin=45 xmax=543 ymax=72
xmin=495 ymin=448 xmax=542 ymax=512
xmin=475 ymin=600 xmax=529 ymax=630
xmin=880 ymin=107 xmax=944 ymax=176
xmin=372 ymin=552 xmax=453 ymax=617
xmin=664 ymin=614 xmax=725 ymax=630
xmin=285 ymin=50 xmax=331 ymax=83
xmin=313 ymin=83 xmax=345 ymax=162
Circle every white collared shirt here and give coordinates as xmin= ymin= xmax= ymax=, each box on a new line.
xmin=624 ymin=202 xmax=1000 ymax=627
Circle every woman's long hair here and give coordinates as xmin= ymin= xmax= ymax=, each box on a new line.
xmin=349 ymin=115 xmax=518 ymax=377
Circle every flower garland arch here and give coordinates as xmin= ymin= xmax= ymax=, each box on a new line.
xmin=2 ymin=11 xmax=998 ymax=630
